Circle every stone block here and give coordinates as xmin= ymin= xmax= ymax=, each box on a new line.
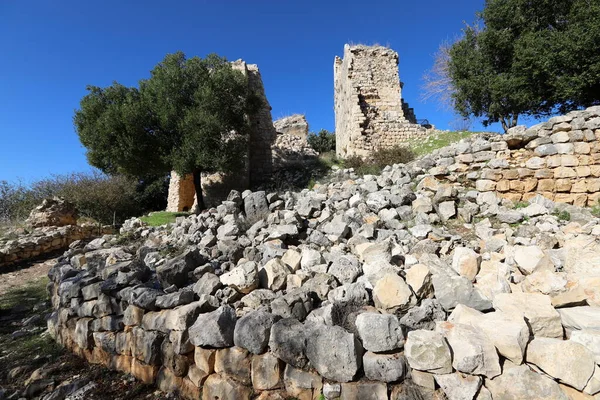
xmin=571 ymin=180 xmax=588 ymax=193
xmin=340 ymin=381 xmax=388 ymax=400
xmin=131 ymin=357 xmax=159 ymax=384
xmin=546 ymin=155 xmax=562 ymax=167
xmin=475 ymin=180 xmax=496 ymax=191
xmin=577 ymin=166 xmax=592 ymax=177
xmin=202 ymin=373 xmax=252 ymax=400
xmin=561 ymin=155 xmax=579 ymax=167
xmin=574 ymin=194 xmax=588 ymax=207
xmin=534 ymin=168 xmax=554 ymax=179
xmin=523 ymin=178 xmax=537 ymax=192
xmin=555 ymin=193 xmax=575 ymax=204
xmin=574 ymin=142 xmax=591 ymax=154
xmin=509 ymin=180 xmax=525 ymax=193
xmin=283 ymin=364 xmax=322 ymax=399
xmin=496 ymin=180 xmax=510 ymax=192
xmin=555 ymin=179 xmax=572 ymax=192
xmin=502 ymin=170 xmax=519 ymax=180
xmin=251 ymin=352 xmax=283 ymax=391
xmin=194 ymin=347 xmax=216 ymax=374
xmin=517 ymin=167 xmax=534 ymax=177
xmin=214 ymin=346 xmax=252 ymax=385
xmin=555 ymin=143 xmax=574 ymax=154
xmin=538 ymin=179 xmax=555 ymax=192
xmin=554 ymin=167 xmax=577 ymax=178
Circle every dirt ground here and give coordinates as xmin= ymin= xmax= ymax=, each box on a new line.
xmin=0 ymin=256 xmax=173 ymax=400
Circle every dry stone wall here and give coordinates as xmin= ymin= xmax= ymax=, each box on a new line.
xmin=0 ymin=224 xmax=112 ymax=267
xmin=425 ymin=106 xmax=600 ymax=207
xmin=334 ymin=44 xmax=432 ymax=158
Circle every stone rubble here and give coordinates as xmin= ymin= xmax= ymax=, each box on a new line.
xmin=46 ymin=106 xmax=600 ymax=400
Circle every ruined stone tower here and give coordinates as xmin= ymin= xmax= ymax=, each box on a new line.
xmin=166 ymin=60 xmax=277 ymax=212
xmin=334 ymin=44 xmax=431 ymax=158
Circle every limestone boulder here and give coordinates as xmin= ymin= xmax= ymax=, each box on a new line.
xmin=269 ymin=318 xmax=308 ymax=369
xmin=189 ymin=305 xmax=236 ymax=348
xmin=526 ymin=337 xmax=595 ymax=391
xmin=437 ymin=321 xmax=501 ymax=378
xmin=305 ymin=324 xmax=363 ymax=383
xmin=434 ymin=372 xmax=482 ymax=400
xmin=451 ymin=247 xmax=481 ymax=281
xmin=355 ymin=312 xmax=403 ymax=352
xmin=493 ymin=292 xmax=563 ymax=338
xmin=558 ymin=306 xmax=600 ymax=331
xmin=570 ymin=330 xmax=600 ymax=364
xmin=220 ymin=261 xmax=259 ymax=294
xmin=362 ymin=351 xmax=407 ymax=382
xmin=485 ymin=364 xmax=568 ymax=400
xmin=404 ymin=330 xmax=452 ymax=374
xmin=373 ymin=273 xmax=416 ymax=313
xmin=234 ymin=310 xmax=279 ymax=355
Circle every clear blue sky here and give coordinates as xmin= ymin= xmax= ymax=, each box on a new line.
xmin=1 ymin=0 xmax=497 ymax=183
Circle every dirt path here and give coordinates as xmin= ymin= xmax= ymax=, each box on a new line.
xmin=0 ymin=257 xmax=57 ymax=296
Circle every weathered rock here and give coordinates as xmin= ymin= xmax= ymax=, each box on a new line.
xmin=355 ymin=312 xmax=403 ymax=352
xmin=570 ymin=329 xmax=600 ymax=364
xmin=202 ymin=373 xmax=252 ymax=400
xmin=244 ymin=191 xmax=269 ymax=222
xmin=305 ymin=324 xmax=363 ymax=382
xmin=252 ymin=352 xmax=284 ymax=390
xmin=400 ymin=298 xmax=446 ymax=331
xmin=188 ymin=305 xmax=236 ymax=348
xmin=269 ymin=318 xmax=308 ymax=369
xmin=432 ymin=272 xmax=492 ymax=311
xmin=404 ymin=330 xmax=452 ymax=374
xmin=558 ymin=306 xmax=600 ymax=331
xmin=363 ymin=351 xmax=407 ymax=382
xmin=27 ymin=197 xmax=77 ymax=227
xmin=437 ymin=321 xmax=501 ymax=378
xmin=283 ymin=364 xmax=322 ymax=399
xmin=214 ymin=346 xmax=252 ymax=385
xmin=131 ymin=327 xmax=164 ymax=365
xmin=193 ymin=272 xmax=222 ymax=296
xmin=220 ymin=261 xmax=259 ymax=294
xmin=434 ymin=372 xmax=482 ymax=400
xmin=485 ymin=364 xmax=568 ymax=400
xmin=527 ymin=337 xmax=595 ymax=391
xmin=451 ymin=247 xmax=480 ymax=281
xmin=493 ymin=292 xmax=563 ymax=338
xmin=329 ymin=254 xmax=362 ymax=284
xmin=259 ymin=258 xmax=291 ymax=291
xmin=155 ymin=290 xmax=194 ymax=309
xmin=234 ymin=310 xmax=279 ymax=355
xmin=156 ymin=249 xmax=204 ymax=288
xmin=373 ymin=273 xmax=415 ymax=313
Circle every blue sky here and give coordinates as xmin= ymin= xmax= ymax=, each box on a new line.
xmin=1 ymin=0 xmax=497 ymax=182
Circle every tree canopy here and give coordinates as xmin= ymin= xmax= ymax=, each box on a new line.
xmin=442 ymin=0 xmax=600 ymax=132
xmin=74 ymin=52 xmax=260 ymax=210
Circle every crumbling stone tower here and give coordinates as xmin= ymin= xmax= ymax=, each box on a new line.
xmin=334 ymin=44 xmax=431 ymax=158
xmin=166 ymin=60 xmax=277 ymax=212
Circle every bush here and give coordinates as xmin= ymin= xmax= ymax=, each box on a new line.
xmin=0 ymin=171 xmax=168 ymax=226
xmin=307 ymin=129 xmax=336 ymax=154
xmin=342 ymin=145 xmax=416 ymax=176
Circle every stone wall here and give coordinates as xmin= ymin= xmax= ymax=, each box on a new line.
xmin=273 ymin=114 xmax=309 ymax=140
xmin=166 ymin=60 xmax=277 ymax=211
xmin=424 ymin=106 xmax=600 ymax=206
xmin=334 ymin=44 xmax=432 ymax=158
xmin=0 ymin=224 xmax=113 ymax=267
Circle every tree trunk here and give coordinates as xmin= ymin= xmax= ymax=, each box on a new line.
xmin=511 ymin=114 xmax=519 ymax=128
xmin=192 ymin=169 xmax=205 ymax=213
xmin=500 ymin=117 xmax=509 ymax=133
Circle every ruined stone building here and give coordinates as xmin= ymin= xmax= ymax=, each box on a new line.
xmin=334 ymin=44 xmax=432 ymax=157
xmin=166 ymin=60 xmax=278 ymax=212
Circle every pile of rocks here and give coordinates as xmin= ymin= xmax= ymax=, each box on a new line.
xmin=26 ymin=197 xmax=78 ymax=228
xmin=46 ymin=111 xmax=600 ymax=400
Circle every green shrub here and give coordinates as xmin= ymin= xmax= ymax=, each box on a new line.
xmin=307 ymin=129 xmax=336 ymax=154
xmin=342 ymin=145 xmax=416 ymax=176
xmin=371 ymin=145 xmax=416 ymax=167
xmin=0 ymin=171 xmax=168 ymax=226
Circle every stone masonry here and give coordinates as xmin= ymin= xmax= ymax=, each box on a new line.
xmin=334 ymin=44 xmax=432 ymax=158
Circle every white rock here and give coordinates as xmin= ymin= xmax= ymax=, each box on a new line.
xmin=373 ymin=273 xmax=415 ymax=313
xmin=355 ymin=312 xmax=403 ymax=352
xmin=404 ymin=263 xmax=432 ymax=298
xmin=527 ymin=337 xmax=596 ymax=391
xmin=404 ymin=330 xmax=452 ymax=374
xmin=493 ymin=292 xmax=563 ymax=338
xmin=559 ymin=306 xmax=600 ymax=331
xmin=485 ymin=364 xmax=568 ymax=400
xmin=259 ymin=258 xmax=291 ymax=291
xmin=220 ymin=262 xmax=259 ymax=294
xmin=437 ymin=321 xmax=501 ymax=378
xmin=451 ymin=247 xmax=481 ymax=281
xmin=570 ymin=329 xmax=600 ymax=364
xmin=513 ymin=245 xmax=549 ymax=275
xmin=434 ymin=372 xmax=482 ymax=400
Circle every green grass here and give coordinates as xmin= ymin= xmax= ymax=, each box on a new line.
xmin=409 ymin=130 xmax=477 ymax=157
xmin=514 ymin=201 xmax=529 ymax=209
xmin=553 ymin=210 xmax=571 ymax=222
xmin=139 ymin=211 xmax=190 ymax=226
xmin=0 ymin=276 xmax=49 ymax=311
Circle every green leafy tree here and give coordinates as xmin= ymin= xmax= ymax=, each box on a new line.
xmin=446 ymin=0 xmax=600 ymax=132
xmin=307 ymin=129 xmax=336 ymax=153
xmin=75 ymin=52 xmax=260 ymax=211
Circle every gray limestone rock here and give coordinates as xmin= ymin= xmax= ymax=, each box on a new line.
xmin=244 ymin=191 xmax=269 ymax=221
xmin=404 ymin=329 xmax=452 ymax=374
xmin=233 ymin=310 xmax=279 ymax=355
xmin=305 ymin=324 xmax=363 ymax=383
xmin=156 ymin=249 xmax=204 ymax=289
xmin=155 ymin=289 xmax=194 ymax=309
xmin=269 ymin=318 xmax=308 ymax=369
xmin=355 ymin=312 xmax=403 ymax=352
xmin=363 ymin=351 xmax=407 ymax=382
xmin=188 ymin=305 xmax=237 ymax=348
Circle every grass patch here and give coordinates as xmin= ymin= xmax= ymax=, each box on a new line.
xmin=0 ymin=276 xmax=48 ymax=311
xmin=553 ymin=210 xmax=571 ymax=222
xmin=514 ymin=201 xmax=529 ymax=209
xmin=140 ymin=211 xmax=189 ymax=227
xmin=409 ymin=130 xmax=477 ymax=157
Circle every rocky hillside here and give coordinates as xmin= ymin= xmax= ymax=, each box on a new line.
xmin=42 ymin=110 xmax=600 ymax=400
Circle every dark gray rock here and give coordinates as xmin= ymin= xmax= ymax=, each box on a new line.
xmin=188 ymin=305 xmax=236 ymax=348
xmin=400 ymin=298 xmax=446 ymax=331
xmin=244 ymin=191 xmax=269 ymax=221
xmin=363 ymin=351 xmax=407 ymax=382
xmin=193 ymin=272 xmax=223 ymax=296
xmin=233 ymin=310 xmax=280 ymax=354
xmin=156 ymin=249 xmax=204 ymax=289
xmin=155 ymin=289 xmax=194 ymax=309
xmin=269 ymin=318 xmax=308 ymax=369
